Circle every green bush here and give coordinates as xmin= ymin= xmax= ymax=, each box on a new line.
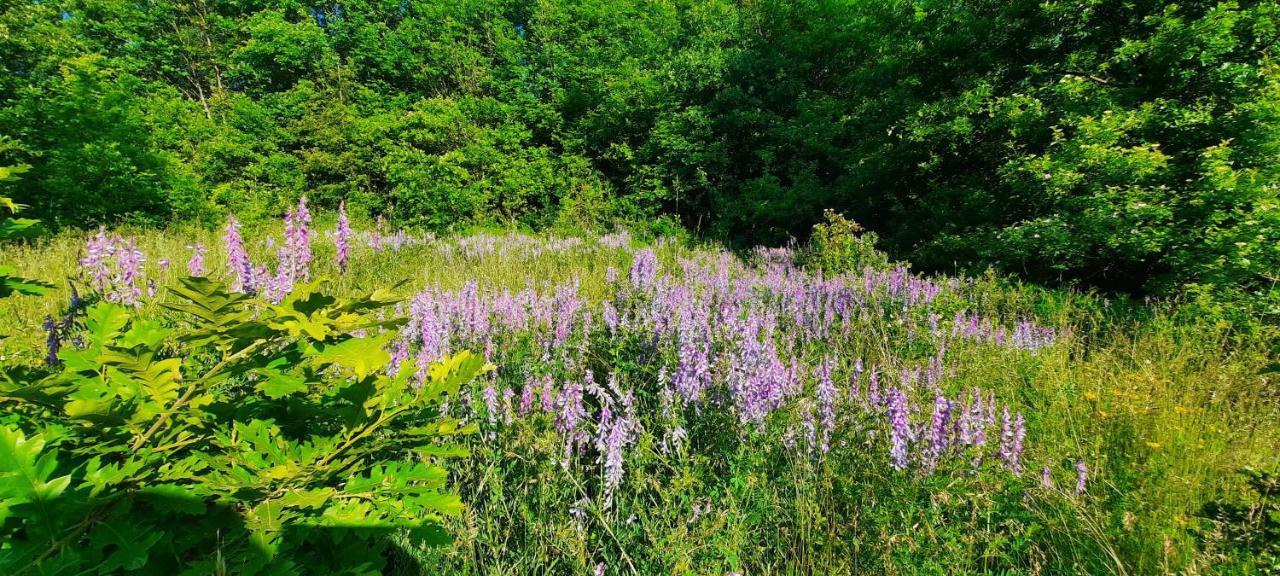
xmin=802 ymin=210 xmax=898 ymax=274
xmin=0 ymin=148 xmax=50 ymax=300
xmin=0 ymin=277 xmax=488 ymax=574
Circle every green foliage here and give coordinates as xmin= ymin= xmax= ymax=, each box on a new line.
xmin=0 ymin=277 xmax=489 ymax=574
xmin=802 ymin=209 xmax=897 ymax=273
xmin=704 ymin=0 xmax=1280 ymax=318
xmin=0 ymin=141 xmax=49 ymax=299
xmin=1 ymin=0 xmax=1279 ymax=311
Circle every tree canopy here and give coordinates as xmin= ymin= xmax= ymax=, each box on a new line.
xmin=1 ymin=0 xmax=1277 ymax=312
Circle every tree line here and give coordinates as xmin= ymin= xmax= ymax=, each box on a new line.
xmin=1 ymin=0 xmax=1277 ymax=314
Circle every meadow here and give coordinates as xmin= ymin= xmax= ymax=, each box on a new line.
xmin=1 ymin=200 xmax=1276 ymax=575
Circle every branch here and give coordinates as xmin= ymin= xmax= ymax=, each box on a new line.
xmin=130 ymin=339 xmax=268 ymax=451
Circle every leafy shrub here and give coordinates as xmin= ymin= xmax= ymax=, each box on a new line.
xmin=0 ymin=277 xmax=488 ymax=574
xmin=802 ymin=210 xmax=897 ymax=274
xmin=0 ymin=149 xmax=49 ymax=300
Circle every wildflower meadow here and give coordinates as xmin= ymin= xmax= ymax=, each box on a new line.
xmin=1 ymin=198 xmax=1276 ymax=574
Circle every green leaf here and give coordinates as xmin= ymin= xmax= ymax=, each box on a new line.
xmin=256 ymin=372 xmax=309 ymax=399
xmin=85 ymin=303 xmax=130 ymax=344
xmin=138 ymin=484 xmax=207 ymax=515
xmin=0 ymin=272 xmax=51 ymax=297
xmin=89 ymin=521 xmax=163 ymax=572
xmin=277 ymin=488 xmax=333 ymax=510
xmin=310 ymin=334 xmax=394 ymax=380
xmin=246 ymin=499 xmax=287 ymax=561
xmin=0 ymin=426 xmax=71 ymax=506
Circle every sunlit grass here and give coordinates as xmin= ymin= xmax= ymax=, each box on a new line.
xmin=1 ymin=223 xmax=1275 ymax=574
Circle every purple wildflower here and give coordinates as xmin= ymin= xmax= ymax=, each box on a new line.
xmin=81 ymin=227 xmax=114 ymax=294
xmin=1000 ymin=407 xmax=1026 ymax=474
xmin=596 ymin=401 xmax=631 ymax=509
xmin=111 ymin=237 xmax=144 ymax=306
xmin=187 ymin=243 xmax=207 ymax=276
xmin=519 ymin=378 xmax=537 ymax=416
xmin=541 ymin=375 xmax=556 ymax=414
xmin=387 ymin=337 xmax=409 ymax=377
xmin=815 ymin=358 xmax=837 ymax=455
xmin=483 ymin=383 xmax=500 ymax=428
xmin=555 ymin=378 xmax=587 ymax=467
xmin=280 ymin=196 xmax=313 ymax=282
xmin=629 ymin=248 xmax=658 ymax=291
xmin=887 ymin=387 xmax=912 ymax=470
xmin=1075 ymin=460 xmax=1088 ymax=494
xmin=224 ymin=216 xmax=255 ymax=293
xmin=923 ymin=391 xmax=952 ymax=471
xmin=335 ymin=200 xmax=352 ymax=273
xmin=42 ymin=316 xmax=60 ymax=367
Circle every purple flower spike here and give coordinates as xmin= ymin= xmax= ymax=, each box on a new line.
xmin=923 ymin=391 xmax=951 ymax=472
xmin=187 ymin=243 xmax=208 ymax=276
xmin=224 ymin=215 xmax=255 ymax=293
xmin=335 ymin=200 xmax=353 ymax=273
xmin=815 ymin=358 xmax=837 ymax=455
xmin=887 ymin=387 xmax=912 ymax=470
xmin=43 ymin=316 xmax=61 ymax=367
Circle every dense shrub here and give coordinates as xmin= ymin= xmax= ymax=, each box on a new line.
xmin=1 ymin=0 xmax=1278 ymax=317
xmin=802 ymin=210 xmax=898 ymax=274
xmin=0 ymin=278 xmax=487 ymax=574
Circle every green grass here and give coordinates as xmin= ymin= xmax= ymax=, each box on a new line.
xmin=2 ymin=225 xmax=1276 ymax=575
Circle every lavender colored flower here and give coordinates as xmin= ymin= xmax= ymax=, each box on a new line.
xmin=673 ymin=331 xmax=710 ymax=403
xmin=1041 ymin=466 xmax=1054 ymax=489
xmin=111 ymin=237 xmax=144 ymax=306
xmin=866 ymin=369 xmax=882 ymax=409
xmin=541 ymin=375 xmax=556 ymax=414
xmin=387 ymin=337 xmax=410 ymax=378
xmin=923 ymin=391 xmax=952 ymax=471
xmin=502 ymin=388 xmax=515 ymax=425
xmin=519 ymin=379 xmax=537 ymax=416
xmin=796 ymin=400 xmax=817 ymax=458
xmin=224 ymin=216 xmax=255 ymax=293
xmin=629 ymin=248 xmax=658 ymax=291
xmin=335 ymin=200 xmax=353 ymax=273
xmin=596 ymin=402 xmax=631 ymax=509
xmin=850 ymin=357 xmax=864 ymax=400
xmin=1000 ymin=407 xmax=1026 ymax=474
xmin=555 ymin=378 xmax=587 ymax=467
xmin=1013 ymin=412 xmax=1026 ymax=471
xmin=81 ymin=227 xmax=114 ymax=294
xmin=279 ymin=196 xmax=313 ymax=282
xmin=887 ymin=387 xmax=912 ymax=470
xmin=815 ymin=358 xmax=837 ymax=455
xmin=186 ymin=243 xmax=208 ymax=276
xmin=483 ymin=384 xmax=500 ymax=428
xmin=1075 ymin=459 xmax=1088 ymax=494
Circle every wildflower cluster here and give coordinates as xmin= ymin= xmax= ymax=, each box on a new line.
xmin=80 ymin=227 xmax=145 ymax=306
xmin=73 ymin=206 xmax=1084 ymax=518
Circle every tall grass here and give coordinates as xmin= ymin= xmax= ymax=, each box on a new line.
xmin=1 ymin=222 xmax=1275 ymax=575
